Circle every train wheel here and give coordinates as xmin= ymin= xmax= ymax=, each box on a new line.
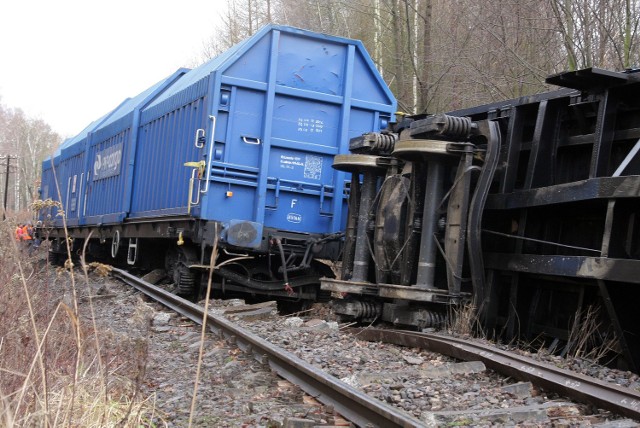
xmin=165 ymin=246 xmax=199 ymax=296
xmin=175 ymin=264 xmax=197 ymax=295
xmin=48 ymin=239 xmax=66 ymax=266
xmin=48 ymin=250 xmax=62 ymax=265
xmin=111 ymin=230 xmax=121 ymax=258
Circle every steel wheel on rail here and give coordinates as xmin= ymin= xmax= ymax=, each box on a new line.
xmin=165 ymin=245 xmax=199 ymax=296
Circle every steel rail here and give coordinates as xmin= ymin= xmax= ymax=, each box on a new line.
xmin=347 ymin=328 xmax=640 ymax=421
xmin=110 ymin=268 xmax=423 ymax=428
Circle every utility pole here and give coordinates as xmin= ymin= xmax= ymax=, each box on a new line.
xmin=2 ymin=155 xmax=11 ymax=220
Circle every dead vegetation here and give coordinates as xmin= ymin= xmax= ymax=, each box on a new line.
xmin=0 ymin=218 xmax=159 ymax=427
xmin=565 ymin=306 xmax=619 ymax=365
xmin=446 ymin=303 xmax=482 ymax=337
xmin=446 ymin=300 xmax=619 ymax=370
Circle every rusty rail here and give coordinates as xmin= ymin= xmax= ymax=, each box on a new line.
xmin=110 ymin=268 xmax=423 ymax=428
xmin=347 ymin=328 xmax=640 ymax=420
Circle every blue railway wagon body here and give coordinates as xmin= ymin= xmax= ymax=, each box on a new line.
xmin=39 ymin=25 xmax=394 ymax=300
xmin=39 ymin=150 xmax=61 ymax=220
xmin=59 ymin=142 xmax=86 ymax=226
xmin=83 ymin=70 xmax=187 ymax=225
xmin=132 ymin=25 xmax=396 ymax=236
xmin=41 ymin=114 xmax=110 ymax=226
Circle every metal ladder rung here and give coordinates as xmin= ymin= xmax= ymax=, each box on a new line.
xmin=127 ymin=238 xmax=138 ymax=265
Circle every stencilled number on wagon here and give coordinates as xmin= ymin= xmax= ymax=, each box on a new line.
xmin=297 ymin=117 xmax=324 ymax=133
xmin=304 ymin=155 xmax=323 ymax=180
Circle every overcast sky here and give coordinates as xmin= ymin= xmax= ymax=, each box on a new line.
xmin=0 ymin=0 xmax=225 ymax=138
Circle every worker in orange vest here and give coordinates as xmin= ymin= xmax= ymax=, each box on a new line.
xmin=15 ymin=224 xmax=24 ymax=241
xmin=21 ymin=224 xmax=32 ymax=241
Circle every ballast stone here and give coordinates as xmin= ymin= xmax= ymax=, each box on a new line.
xmin=152 ymin=312 xmax=172 ymax=326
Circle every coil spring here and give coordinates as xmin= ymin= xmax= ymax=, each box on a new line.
xmin=352 ymin=301 xmax=382 ymax=319
xmin=176 ymin=265 xmax=196 ymax=294
xmin=439 ymin=115 xmax=473 ymax=138
xmin=364 ymin=132 xmax=397 ymax=154
xmin=374 ymin=132 xmax=397 ymax=152
xmin=419 ymin=310 xmax=446 ymax=328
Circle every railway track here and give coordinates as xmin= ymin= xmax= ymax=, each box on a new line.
xmin=111 ymin=267 xmax=640 ymax=426
xmin=110 ymin=267 xmax=423 ymax=428
xmin=348 ymin=328 xmax=640 ymax=421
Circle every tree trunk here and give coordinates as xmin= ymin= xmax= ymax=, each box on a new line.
xmin=567 ymin=0 xmax=578 ymax=70
xmin=391 ymin=0 xmax=409 ymax=110
xmin=624 ymin=0 xmax=632 ymax=67
xmin=417 ymin=0 xmax=432 ymax=113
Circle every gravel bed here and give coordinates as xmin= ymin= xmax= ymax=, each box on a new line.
xmin=73 ymin=273 xmax=340 ymax=427
xmin=65 ymin=267 xmax=640 ymax=427
xmin=519 ymin=349 xmax=640 ymax=390
xmin=230 ymin=304 xmax=640 ymax=427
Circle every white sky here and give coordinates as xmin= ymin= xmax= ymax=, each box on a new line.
xmin=0 ymin=0 xmax=225 ymax=138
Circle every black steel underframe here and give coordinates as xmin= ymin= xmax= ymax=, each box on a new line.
xmin=41 ymin=216 xmax=338 ymax=260
xmin=456 ymin=68 xmax=640 ymax=372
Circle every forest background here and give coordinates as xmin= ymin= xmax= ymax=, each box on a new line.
xmin=1 ymin=0 xmax=639 ymax=213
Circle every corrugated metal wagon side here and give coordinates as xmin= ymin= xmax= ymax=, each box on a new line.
xmin=38 ymin=151 xmax=61 ymax=222
xmin=38 ymin=25 xmax=395 ymax=304
xmin=132 ymin=73 xmax=212 ymax=218
xmin=83 ymin=70 xmax=187 ymax=225
xmin=40 ymin=114 xmax=115 ymax=228
xmin=134 ymin=25 xmax=396 ymax=240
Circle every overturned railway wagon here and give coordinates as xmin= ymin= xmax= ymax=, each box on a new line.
xmin=323 ymin=68 xmax=640 ymax=371
xmin=38 ymin=25 xmax=396 ymax=301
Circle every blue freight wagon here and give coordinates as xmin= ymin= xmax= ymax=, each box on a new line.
xmin=40 ymin=115 xmax=112 ymax=225
xmin=39 ymin=25 xmax=396 ymax=302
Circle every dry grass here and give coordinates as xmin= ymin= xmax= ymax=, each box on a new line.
xmin=566 ymin=305 xmax=619 ymax=364
xmin=446 ymin=303 xmax=482 ymax=337
xmin=448 ymin=301 xmax=620 ymax=368
xmin=0 ymin=216 xmax=160 ymax=427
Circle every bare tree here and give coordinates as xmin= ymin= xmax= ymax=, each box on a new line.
xmin=551 ymin=0 xmax=640 ymax=70
xmin=0 ymin=100 xmax=60 ymax=211
xmin=196 ymin=0 xmax=640 ymax=117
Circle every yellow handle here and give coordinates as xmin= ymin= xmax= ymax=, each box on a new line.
xmin=184 ymin=161 xmax=206 ymax=178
